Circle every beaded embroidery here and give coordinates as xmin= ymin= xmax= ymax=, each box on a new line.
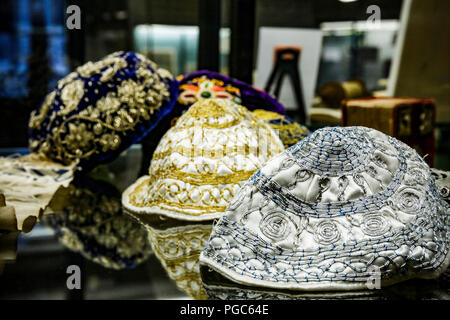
xmin=29 ymin=51 xmax=178 ymax=170
xmin=122 ymin=99 xmax=285 ymax=221
xmin=252 ymin=109 xmax=310 ymax=148
xmin=200 ymin=126 xmax=450 ymax=291
xmin=178 ymin=77 xmax=242 ymax=106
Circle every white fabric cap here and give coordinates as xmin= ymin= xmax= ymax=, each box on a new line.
xmin=200 ymin=126 xmax=450 ymax=291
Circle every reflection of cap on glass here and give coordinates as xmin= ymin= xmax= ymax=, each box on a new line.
xmin=29 ymin=51 xmax=179 ymax=171
xmin=252 ymin=109 xmax=310 ymax=148
xmin=122 ymin=98 xmax=285 ymax=221
xmin=176 ymin=70 xmax=285 ymax=114
xmin=200 ymin=126 xmax=450 ymax=291
xmin=200 ymin=263 xmax=381 ymax=300
xmin=0 ymin=231 xmax=19 ymax=261
xmin=44 ymin=177 xmax=152 ymax=270
xmin=132 ymin=214 xmax=212 ymax=300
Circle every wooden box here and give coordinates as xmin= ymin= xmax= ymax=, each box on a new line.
xmin=341 ymin=97 xmax=436 ymax=166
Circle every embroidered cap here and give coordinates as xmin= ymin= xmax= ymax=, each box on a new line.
xmin=176 ymin=70 xmax=285 ymax=114
xmin=44 ymin=176 xmax=152 ymax=270
xmin=252 ymin=109 xmax=310 ymax=148
xmin=200 ymin=126 xmax=450 ymax=291
xmin=29 ymin=51 xmax=178 ymax=170
xmin=122 ymin=98 xmax=285 ymax=221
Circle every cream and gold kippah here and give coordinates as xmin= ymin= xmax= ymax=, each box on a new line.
xmin=122 ymin=98 xmax=284 ymax=221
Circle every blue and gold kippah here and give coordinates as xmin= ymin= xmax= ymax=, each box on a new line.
xmin=28 ymin=51 xmax=179 ymax=170
xmin=252 ymin=109 xmax=310 ymax=148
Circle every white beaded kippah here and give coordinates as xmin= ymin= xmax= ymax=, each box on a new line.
xmin=200 ymin=126 xmax=450 ymax=291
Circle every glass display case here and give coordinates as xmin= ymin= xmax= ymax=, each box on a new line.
xmin=0 ymin=0 xmax=449 ymax=303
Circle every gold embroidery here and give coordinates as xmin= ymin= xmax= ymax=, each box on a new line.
xmin=76 ymin=55 xmax=127 ymax=79
xmin=128 ymin=177 xmax=238 ymax=215
xmin=29 ymin=90 xmax=56 ymax=129
xmin=125 ymin=99 xmax=285 ymax=218
xmin=56 ymin=72 xmax=78 ymax=89
xmin=154 ymin=169 xmax=254 ymax=186
xmin=252 ymin=109 xmax=310 ymax=148
xmin=59 ymin=80 xmax=85 ymax=116
xmin=29 ymin=52 xmax=172 ymax=165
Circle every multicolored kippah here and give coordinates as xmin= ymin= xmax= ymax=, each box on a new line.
xmin=176 ymin=70 xmax=285 ymax=114
xmin=252 ymin=109 xmax=310 ymax=148
xmin=200 ymin=126 xmax=450 ymax=291
xmin=29 ymin=51 xmax=178 ymax=170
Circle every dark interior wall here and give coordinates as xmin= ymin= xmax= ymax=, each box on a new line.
xmin=127 ymin=0 xmax=403 ymax=29
xmin=0 ymin=0 xmax=404 ymax=148
xmin=256 ymin=0 xmax=403 ymax=28
xmin=128 ymin=0 xmax=199 ymax=26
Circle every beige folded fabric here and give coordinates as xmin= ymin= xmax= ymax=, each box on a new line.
xmin=0 ymin=154 xmax=75 ymax=232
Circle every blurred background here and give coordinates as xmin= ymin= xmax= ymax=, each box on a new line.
xmin=0 ymin=0 xmax=449 ymax=299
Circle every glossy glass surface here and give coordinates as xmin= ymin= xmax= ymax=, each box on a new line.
xmin=0 ymin=145 xmax=449 ymax=300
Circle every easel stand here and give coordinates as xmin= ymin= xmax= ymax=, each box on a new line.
xmin=264 ymin=47 xmax=306 ymax=124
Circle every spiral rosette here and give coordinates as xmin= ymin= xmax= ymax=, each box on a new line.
xmin=394 ymin=188 xmax=423 ymax=214
xmin=314 ymin=220 xmax=340 ymax=245
xmin=260 ymin=212 xmax=291 ymax=242
xmin=361 ymin=213 xmax=391 ymax=237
